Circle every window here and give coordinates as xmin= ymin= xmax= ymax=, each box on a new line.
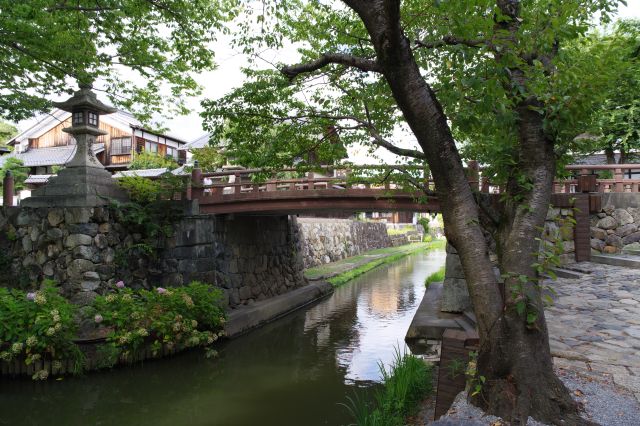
xmin=72 ymin=111 xmax=84 ymax=125
xmin=111 ymin=137 xmax=132 ymax=155
xmin=88 ymin=112 xmax=98 ymax=126
xmin=145 ymin=141 xmax=158 ymax=153
xmin=166 ymin=146 xmax=178 ymax=159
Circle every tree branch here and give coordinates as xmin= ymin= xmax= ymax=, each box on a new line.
xmin=281 ymin=53 xmax=380 ymax=80
xmin=414 ymin=35 xmax=487 ymax=50
xmin=368 ymin=128 xmax=426 ymax=160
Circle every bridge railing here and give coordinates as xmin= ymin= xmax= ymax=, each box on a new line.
xmin=142 ymin=162 xmax=640 ymax=203
xmin=190 ymin=166 xmax=429 ymax=201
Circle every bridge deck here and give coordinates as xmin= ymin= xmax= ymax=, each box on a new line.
xmin=196 ymin=188 xmax=440 ymax=215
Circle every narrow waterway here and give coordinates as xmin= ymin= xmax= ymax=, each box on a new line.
xmin=0 ymin=249 xmax=446 ymax=426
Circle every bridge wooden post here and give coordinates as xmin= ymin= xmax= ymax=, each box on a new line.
xmin=3 ymin=171 xmax=14 ymax=206
xmin=234 ymin=173 xmax=241 ymax=194
xmin=307 ymin=172 xmax=315 ymax=190
xmin=573 ymin=194 xmax=591 ymax=262
xmin=190 ymin=167 xmax=203 ymax=200
xmin=467 ymin=160 xmax=479 ymax=191
xmin=481 ymin=177 xmax=489 ymax=193
xmin=615 ymin=168 xmax=624 ymax=192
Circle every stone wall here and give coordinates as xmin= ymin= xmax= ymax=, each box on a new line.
xmin=0 ymin=207 xmax=306 ymax=309
xmin=295 ymin=217 xmax=392 ymax=268
xmin=161 ymin=215 xmax=306 ymax=307
xmin=543 ymin=207 xmax=577 ymax=264
xmin=589 ymin=206 xmax=640 ymax=254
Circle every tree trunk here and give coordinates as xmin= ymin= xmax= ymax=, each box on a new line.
xmin=605 ymin=146 xmax=616 ymax=164
xmin=347 ymin=1 xmax=585 ymax=423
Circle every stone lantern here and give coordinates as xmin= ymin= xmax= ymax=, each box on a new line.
xmin=22 ymin=82 xmax=128 ymax=207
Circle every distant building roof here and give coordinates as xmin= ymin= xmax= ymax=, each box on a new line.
xmin=24 ymin=174 xmax=54 ymax=185
xmin=179 ymin=133 xmax=210 ymax=151
xmin=10 ymin=109 xmax=187 ymax=147
xmin=573 ymin=152 xmax=640 ymax=165
xmin=112 ymin=166 xmax=189 ymax=178
xmin=0 ymin=143 xmax=104 ymax=168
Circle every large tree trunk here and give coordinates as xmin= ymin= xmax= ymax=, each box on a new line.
xmin=346 ymin=0 xmax=584 ymax=423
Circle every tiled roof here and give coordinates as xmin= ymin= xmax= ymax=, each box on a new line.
xmin=24 ymin=174 xmax=54 ymax=184
xmin=112 ymin=166 xmax=190 ymax=178
xmin=179 ymin=133 xmax=210 ymax=151
xmin=0 ymin=143 xmax=104 ymax=168
xmin=113 ymin=168 xmax=170 ymax=178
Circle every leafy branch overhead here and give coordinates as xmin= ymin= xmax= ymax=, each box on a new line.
xmin=0 ymin=0 xmax=237 ymax=123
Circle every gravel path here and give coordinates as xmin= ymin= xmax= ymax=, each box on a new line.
xmin=430 ymin=368 xmax=640 ymax=425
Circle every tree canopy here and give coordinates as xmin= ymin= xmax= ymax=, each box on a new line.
xmin=0 ymin=0 xmax=236 ymax=124
xmin=202 ymin=0 xmax=621 ymax=181
xmin=570 ymin=19 xmax=640 ymax=163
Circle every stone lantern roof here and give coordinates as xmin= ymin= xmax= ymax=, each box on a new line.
xmin=53 ymin=82 xmax=118 ymax=115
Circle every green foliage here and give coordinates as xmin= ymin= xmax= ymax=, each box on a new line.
xmin=0 ymin=0 xmax=235 ymax=123
xmin=116 ymin=172 xmax=186 ymax=239
xmin=0 ymin=157 xmax=28 ymax=192
xmin=204 ymin=0 xmax=620 ymax=193
xmin=417 ymin=217 xmax=430 ymax=234
xmin=569 ymin=20 xmax=640 ymax=160
xmin=129 ymin=151 xmax=179 ymax=171
xmin=92 ymin=281 xmax=226 ymax=363
xmin=0 ymin=280 xmax=84 ymax=379
xmin=424 ymin=267 xmax=445 ymax=288
xmin=0 ymin=120 xmax=17 ymax=144
xmin=191 ymin=146 xmax=226 ymax=171
xmin=343 ymin=348 xmax=432 ymax=426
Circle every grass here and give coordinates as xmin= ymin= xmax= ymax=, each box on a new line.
xmin=327 ymin=252 xmax=411 ymax=286
xmin=342 ymin=348 xmax=433 ymax=426
xmin=387 ymin=226 xmax=414 ymax=236
xmin=424 ymin=266 xmax=445 ymax=288
xmin=305 ymin=240 xmax=447 ymax=286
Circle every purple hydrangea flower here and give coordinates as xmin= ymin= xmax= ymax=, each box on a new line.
xmin=156 ymin=287 xmax=167 ymax=295
xmin=94 ymin=314 xmax=103 ymax=324
xmin=116 ymin=281 xmax=125 ymax=289
xmin=26 ymin=292 xmax=36 ymax=301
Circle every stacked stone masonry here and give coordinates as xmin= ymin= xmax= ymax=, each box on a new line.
xmin=590 ymin=206 xmax=640 ymax=255
xmin=295 ymin=218 xmax=392 ymax=268
xmin=0 ymin=207 xmax=307 ymax=309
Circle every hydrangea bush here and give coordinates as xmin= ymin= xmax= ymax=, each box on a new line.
xmin=0 ymin=280 xmax=84 ymax=380
xmin=92 ymin=281 xmax=226 ymax=365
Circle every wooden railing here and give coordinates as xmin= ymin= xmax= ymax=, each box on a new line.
xmin=185 ymin=163 xmax=640 ymax=200
xmin=189 ymin=166 xmax=427 ymax=201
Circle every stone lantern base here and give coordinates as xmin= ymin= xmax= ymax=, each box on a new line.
xmin=21 ymin=166 xmax=128 ymax=208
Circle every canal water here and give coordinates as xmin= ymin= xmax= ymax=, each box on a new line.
xmin=0 ymin=249 xmax=446 ymax=426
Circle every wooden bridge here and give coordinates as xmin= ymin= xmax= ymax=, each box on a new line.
xmin=189 ymin=167 xmax=440 ymax=216
xmin=185 ymin=163 xmax=632 ymax=216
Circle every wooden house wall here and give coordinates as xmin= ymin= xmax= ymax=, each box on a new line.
xmin=31 ymin=119 xmax=132 ymax=166
xmin=28 ymin=119 xmax=185 ymax=168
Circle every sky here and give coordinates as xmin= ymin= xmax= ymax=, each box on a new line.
xmin=16 ymin=0 xmax=640 ymax=162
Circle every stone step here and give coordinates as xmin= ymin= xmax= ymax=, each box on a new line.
xmin=592 ymin=254 xmax=640 ymax=269
xmin=550 ymin=267 xmax=583 ymax=279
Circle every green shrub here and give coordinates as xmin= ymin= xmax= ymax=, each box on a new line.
xmin=0 ymin=280 xmax=84 ymax=379
xmin=425 ymin=266 xmax=445 ymax=287
xmin=344 ymin=348 xmax=432 ymax=426
xmin=129 ymin=150 xmax=179 ymax=170
xmin=92 ymin=281 xmax=226 ymax=364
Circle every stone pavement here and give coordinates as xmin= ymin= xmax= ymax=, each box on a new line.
xmin=544 ymin=261 xmax=640 ymax=402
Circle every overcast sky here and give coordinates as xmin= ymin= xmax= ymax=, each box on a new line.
xmin=17 ymin=1 xmax=640 ymax=162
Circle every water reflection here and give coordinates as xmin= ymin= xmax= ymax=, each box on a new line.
xmin=0 ymin=249 xmax=445 ymax=426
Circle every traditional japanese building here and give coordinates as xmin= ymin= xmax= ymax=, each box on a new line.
xmin=2 ymin=108 xmax=188 ymax=177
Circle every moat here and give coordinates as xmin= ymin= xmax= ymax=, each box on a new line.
xmin=0 ymin=249 xmax=445 ymax=426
